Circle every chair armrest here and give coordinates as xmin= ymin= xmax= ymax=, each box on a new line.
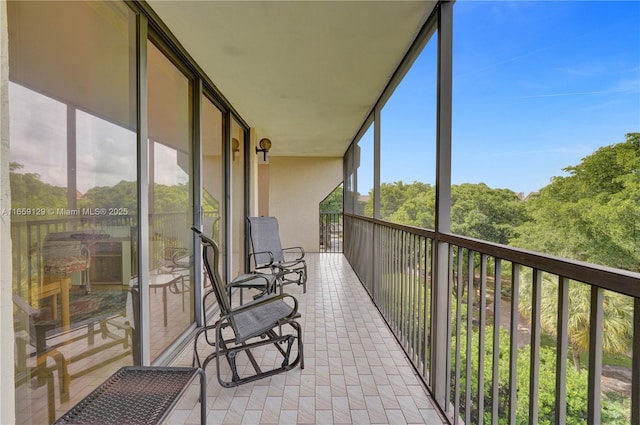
xmin=228 ymin=273 xmax=276 ymax=294
xmin=12 ymin=294 xmax=40 ymax=319
xmin=249 ymin=250 xmax=275 ymax=267
xmin=166 ymin=247 xmax=191 ymax=270
xmin=228 ymin=273 xmax=272 ymax=288
xmin=202 ymin=289 xmax=216 ymax=312
xmin=282 ymin=246 xmax=305 ymax=260
xmin=225 ymin=293 xmax=299 ymax=319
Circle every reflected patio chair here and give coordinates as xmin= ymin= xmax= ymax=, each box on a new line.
xmin=191 ymin=227 xmax=303 ymax=387
xmin=13 ymin=294 xmax=70 ymax=423
xmin=247 ymin=216 xmax=307 ymax=293
xmin=163 ymin=246 xmax=191 ymax=272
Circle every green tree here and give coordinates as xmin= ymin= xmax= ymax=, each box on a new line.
xmin=512 ymin=133 xmax=640 ymax=271
xmin=388 ymin=185 xmax=436 ymax=229
xmin=369 ymin=181 xmax=527 ymax=245
xmin=153 ymin=183 xmax=190 ymax=213
xmin=511 ymin=134 xmax=637 ymax=375
xmin=451 ymin=183 xmax=528 ymax=245
xmin=518 ymin=273 xmax=633 ymax=370
xmin=9 ymin=162 xmax=67 ymax=213
xmin=79 ymin=180 xmax=138 ymax=213
xmin=320 ymin=183 xmax=343 ymax=212
xmin=452 ymin=324 xmax=628 ymax=424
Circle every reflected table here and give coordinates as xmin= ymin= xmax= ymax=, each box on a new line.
xmin=39 ymin=275 xmax=71 ymax=329
xmin=149 ymin=273 xmax=186 ymax=326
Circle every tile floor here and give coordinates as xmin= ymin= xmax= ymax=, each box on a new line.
xmin=167 ymin=253 xmax=448 ymax=424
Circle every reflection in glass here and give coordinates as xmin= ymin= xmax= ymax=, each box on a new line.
xmin=231 ymin=121 xmax=245 ymax=278
xmin=147 ymin=40 xmax=194 ymax=361
xmin=8 ymin=2 xmax=137 ymax=423
xmin=202 ymin=96 xmax=225 ymax=312
xmin=355 ymin=125 xmax=373 ymax=217
xmin=344 ymin=147 xmax=355 ymax=214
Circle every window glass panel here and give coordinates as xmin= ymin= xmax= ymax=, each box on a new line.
xmin=231 ymin=120 xmax=245 ymax=278
xmin=379 ymin=37 xmax=437 ymax=226
xmin=147 ymin=40 xmax=194 ymax=361
xmin=8 ymin=2 xmax=137 ymax=423
xmin=356 ymin=124 xmax=373 ymax=217
xmin=202 ymin=95 xmax=225 ymax=310
xmin=452 ymin=1 xmax=640 ymax=264
xmin=344 ymin=146 xmax=355 ymax=214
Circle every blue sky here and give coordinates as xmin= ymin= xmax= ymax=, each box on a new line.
xmin=362 ymin=1 xmax=640 ymax=196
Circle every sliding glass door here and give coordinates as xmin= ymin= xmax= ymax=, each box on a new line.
xmin=8 ymin=2 xmax=138 ymax=423
xmin=146 ymin=39 xmax=195 ymax=361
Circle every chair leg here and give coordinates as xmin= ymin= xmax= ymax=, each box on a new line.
xmin=45 ymin=369 xmax=56 ymax=424
xmin=281 ymin=335 xmax=294 ymax=367
xmin=227 ymin=350 xmax=241 ymax=383
xmin=49 ymin=349 xmax=70 ymax=403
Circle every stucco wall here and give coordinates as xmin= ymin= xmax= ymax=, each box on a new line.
xmin=268 ymin=157 xmax=342 ymax=253
xmin=1 ymin=0 xmax=16 ymax=422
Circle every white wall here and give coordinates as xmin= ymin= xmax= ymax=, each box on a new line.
xmin=268 ymin=156 xmax=342 ymax=252
xmin=1 ymin=0 xmax=16 ymax=422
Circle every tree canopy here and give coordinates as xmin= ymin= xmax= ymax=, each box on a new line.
xmin=357 ymin=133 xmax=639 ymax=272
xmin=364 ymin=181 xmax=528 ymax=246
xmin=10 ymin=164 xmax=192 ymax=218
xmin=511 ymin=132 xmax=639 ymax=272
xmin=320 ymin=183 xmax=343 ymax=213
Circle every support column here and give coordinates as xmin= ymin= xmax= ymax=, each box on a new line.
xmin=431 ymin=0 xmax=453 ymax=407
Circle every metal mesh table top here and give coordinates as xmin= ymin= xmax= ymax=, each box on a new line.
xmin=54 ymin=366 xmax=201 ymax=425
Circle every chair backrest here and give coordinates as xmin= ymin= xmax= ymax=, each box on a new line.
xmin=192 ymin=227 xmax=232 ymax=315
xmin=247 ymin=216 xmax=285 ymax=265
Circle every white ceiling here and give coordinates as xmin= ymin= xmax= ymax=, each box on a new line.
xmin=147 ymin=1 xmax=436 ymax=157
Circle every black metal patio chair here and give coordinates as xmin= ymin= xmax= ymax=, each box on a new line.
xmin=247 ymin=216 xmax=307 ymax=293
xmin=191 ymin=227 xmax=304 ymax=387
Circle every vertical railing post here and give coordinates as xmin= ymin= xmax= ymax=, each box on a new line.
xmin=491 ymin=259 xmax=502 ymax=425
xmin=555 ymin=277 xmax=569 ymax=425
xmin=508 ymin=264 xmax=519 ymax=425
xmin=587 ymin=286 xmax=604 ymax=425
xmin=478 ymin=255 xmax=487 ymax=421
xmin=529 ymin=270 xmax=542 ymax=425
xmin=632 ymin=298 xmax=639 ymax=425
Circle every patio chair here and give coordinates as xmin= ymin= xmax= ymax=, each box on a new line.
xmin=191 ymin=227 xmax=303 ymax=387
xmin=247 ymin=216 xmax=307 ymax=293
xmin=164 ymin=246 xmax=191 ymax=272
xmin=13 ymin=294 xmax=70 ymax=423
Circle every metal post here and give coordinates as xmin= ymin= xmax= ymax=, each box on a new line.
xmin=431 ymin=0 xmax=454 ymax=405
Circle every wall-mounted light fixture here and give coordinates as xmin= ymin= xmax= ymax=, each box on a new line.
xmin=232 ymin=138 xmax=240 ymax=161
xmin=255 ymin=138 xmax=272 ymax=161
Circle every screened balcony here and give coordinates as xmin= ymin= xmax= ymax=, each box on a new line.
xmin=5 ymin=1 xmax=639 ymax=424
xmin=156 ymin=215 xmax=639 ymax=425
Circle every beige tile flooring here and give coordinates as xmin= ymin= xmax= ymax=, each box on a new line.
xmin=167 ymin=253 xmax=447 ymax=425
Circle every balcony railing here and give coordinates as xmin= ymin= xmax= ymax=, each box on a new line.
xmin=343 ymin=213 xmax=639 ymax=425
xmin=320 ymin=212 xmax=343 ymax=253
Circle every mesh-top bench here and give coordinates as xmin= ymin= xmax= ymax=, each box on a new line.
xmin=54 ymin=366 xmax=206 ymax=425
